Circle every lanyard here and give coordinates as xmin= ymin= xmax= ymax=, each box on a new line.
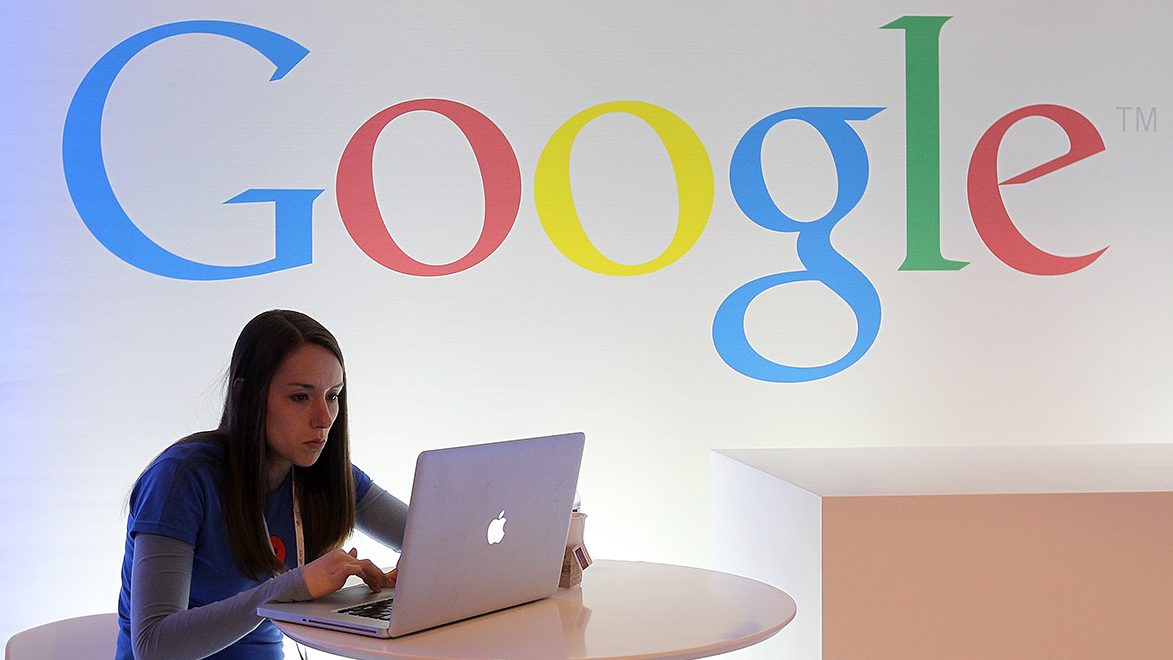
xmin=264 ymin=471 xmax=306 ymax=570
xmin=290 ymin=472 xmax=305 ymax=568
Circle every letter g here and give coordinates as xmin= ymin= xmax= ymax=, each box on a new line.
xmin=716 ymin=107 xmax=883 ymax=382
xmin=63 ymin=21 xmax=321 ymax=280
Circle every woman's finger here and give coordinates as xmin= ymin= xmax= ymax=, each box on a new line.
xmin=355 ymin=558 xmax=385 ymax=590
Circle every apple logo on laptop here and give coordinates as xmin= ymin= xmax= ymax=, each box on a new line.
xmin=486 ymin=509 xmax=507 ymax=545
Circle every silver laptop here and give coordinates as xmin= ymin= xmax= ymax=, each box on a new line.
xmin=258 ymin=431 xmax=585 ymax=638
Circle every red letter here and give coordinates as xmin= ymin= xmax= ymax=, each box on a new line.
xmin=967 ymin=104 xmax=1107 ymax=275
xmin=336 ymin=99 xmax=521 ymax=276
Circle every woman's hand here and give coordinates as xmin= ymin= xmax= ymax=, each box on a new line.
xmin=301 ymin=547 xmax=390 ymax=599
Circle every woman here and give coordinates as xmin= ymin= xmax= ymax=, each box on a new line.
xmin=115 ymin=310 xmax=408 ymax=659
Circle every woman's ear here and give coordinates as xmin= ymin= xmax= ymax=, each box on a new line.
xmin=232 ymin=377 xmax=244 ymax=394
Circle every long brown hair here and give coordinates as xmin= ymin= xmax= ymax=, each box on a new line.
xmin=209 ymin=309 xmax=357 ymax=579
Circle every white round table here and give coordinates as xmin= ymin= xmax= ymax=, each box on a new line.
xmin=275 ymin=559 xmax=797 ymax=659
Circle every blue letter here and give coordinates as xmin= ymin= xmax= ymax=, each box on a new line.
xmin=716 ymin=107 xmax=883 ymax=382
xmin=62 ymin=21 xmax=322 ymax=280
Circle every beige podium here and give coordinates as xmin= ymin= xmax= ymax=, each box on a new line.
xmin=275 ymin=559 xmax=796 ymax=659
xmin=711 ymin=444 xmax=1173 ymax=659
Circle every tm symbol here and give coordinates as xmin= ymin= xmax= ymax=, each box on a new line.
xmin=1115 ymin=106 xmax=1157 ymax=132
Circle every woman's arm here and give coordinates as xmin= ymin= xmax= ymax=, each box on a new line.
xmin=131 ymin=534 xmax=390 ymax=659
xmin=356 ymin=482 xmax=409 ymax=551
xmin=129 ymin=533 xmax=309 ymax=660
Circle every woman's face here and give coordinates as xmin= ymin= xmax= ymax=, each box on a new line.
xmin=264 ymin=342 xmax=344 ymax=483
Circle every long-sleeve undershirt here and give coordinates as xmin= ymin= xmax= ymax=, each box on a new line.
xmin=128 ymin=482 xmax=408 ymax=660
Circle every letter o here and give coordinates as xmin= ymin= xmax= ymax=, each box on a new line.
xmin=534 ymin=101 xmax=714 ymax=276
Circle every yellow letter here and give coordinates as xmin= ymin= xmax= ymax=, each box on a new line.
xmin=534 ymin=101 xmax=713 ymax=275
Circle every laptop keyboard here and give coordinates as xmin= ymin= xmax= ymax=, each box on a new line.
xmin=338 ymin=597 xmax=395 ymax=621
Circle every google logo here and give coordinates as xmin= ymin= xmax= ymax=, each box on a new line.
xmin=63 ymin=18 xmax=1108 ymax=383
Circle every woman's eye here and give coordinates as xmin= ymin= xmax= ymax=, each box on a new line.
xmin=291 ymin=393 xmax=309 ymax=402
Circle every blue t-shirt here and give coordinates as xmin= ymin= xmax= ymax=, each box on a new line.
xmin=115 ymin=439 xmax=372 ymax=659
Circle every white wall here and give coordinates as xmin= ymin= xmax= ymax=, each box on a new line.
xmin=3 ymin=0 xmax=1171 ymax=644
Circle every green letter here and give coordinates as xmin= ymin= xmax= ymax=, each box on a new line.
xmin=882 ymin=16 xmax=968 ymax=270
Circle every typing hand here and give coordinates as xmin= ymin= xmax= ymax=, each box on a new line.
xmin=384 ymin=567 xmax=398 ymax=588
xmin=302 ymin=547 xmax=390 ymax=599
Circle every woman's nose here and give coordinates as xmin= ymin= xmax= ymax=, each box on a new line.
xmin=312 ymin=398 xmax=333 ymax=428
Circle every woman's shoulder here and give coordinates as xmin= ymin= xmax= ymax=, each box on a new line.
xmin=144 ymin=432 xmax=226 ymax=477
xmin=129 ymin=433 xmax=227 ymax=514
xmin=351 ymin=462 xmax=373 ymax=497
